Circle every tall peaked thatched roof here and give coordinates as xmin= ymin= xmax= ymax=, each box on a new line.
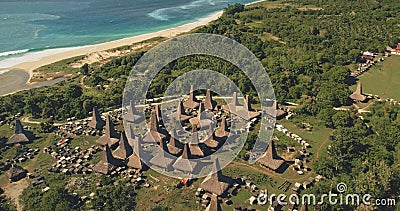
xmin=215 ymin=116 xmax=229 ymax=138
xmin=223 ymin=93 xmax=261 ymax=120
xmin=258 ymin=139 xmax=285 ymax=171
xmin=200 ymin=158 xmax=231 ymax=196
xmin=96 ymin=115 xmax=119 ymax=148
xmin=88 ymin=107 xmax=105 ymax=130
xmin=177 ymin=100 xmax=191 ymax=122
xmin=204 ymin=89 xmax=217 ymax=111
xmin=93 ymin=144 xmax=119 ymax=174
xmin=15 ymin=119 xmax=24 ymax=134
xmin=231 ymin=92 xmax=241 ymax=107
xmin=149 ymin=110 xmax=158 ymax=132
xmin=113 ymin=131 xmax=133 ymax=160
xmin=204 ymin=127 xmax=219 ymax=148
xmin=183 ymin=85 xmax=200 ymax=109
xmin=350 ymin=82 xmax=367 ymax=102
xmin=7 ymin=120 xmax=32 ymax=145
xmin=155 ymin=104 xmax=168 ymax=124
xmin=125 ymin=100 xmax=144 ymax=123
xmin=190 ymin=103 xmax=213 ymax=129
xmin=172 ymin=144 xmax=198 ymax=173
xmin=149 ymin=139 xmax=174 ymax=169
xmin=127 ymin=124 xmax=136 ymax=140
xmin=167 ymin=129 xmax=181 ymax=155
xmin=127 ymin=136 xmax=143 ymax=169
xmin=245 ymin=95 xmax=252 ymax=111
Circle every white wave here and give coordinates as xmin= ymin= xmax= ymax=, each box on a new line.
xmin=0 ymin=49 xmax=30 ymax=57
xmin=148 ymin=9 xmax=171 ymax=21
xmin=0 ymin=46 xmax=84 ymax=69
xmin=148 ymin=0 xmax=215 ymax=21
xmin=0 ymin=70 xmax=10 ymax=75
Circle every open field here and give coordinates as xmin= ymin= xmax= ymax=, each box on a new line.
xmin=356 ymin=55 xmax=400 ymax=100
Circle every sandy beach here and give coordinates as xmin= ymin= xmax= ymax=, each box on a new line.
xmin=1 ymin=11 xmax=223 ymax=79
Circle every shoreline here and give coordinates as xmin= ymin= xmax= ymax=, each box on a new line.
xmin=0 ymin=11 xmax=223 ymax=79
xmin=0 ymin=0 xmax=265 ymax=96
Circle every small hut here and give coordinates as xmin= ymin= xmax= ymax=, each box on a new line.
xmin=7 ymin=165 xmax=27 ymax=182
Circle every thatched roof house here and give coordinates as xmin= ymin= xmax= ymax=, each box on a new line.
xmin=88 ymin=107 xmax=105 ymax=130
xmin=223 ymin=93 xmax=260 ymax=120
xmin=189 ymin=103 xmax=213 ymax=130
xmin=188 ymin=127 xmax=205 ymax=157
xmin=143 ymin=110 xmax=166 ymax=144
xmin=127 ymin=136 xmax=143 ymax=170
xmin=93 ymin=144 xmax=120 ymax=174
xmin=149 ymin=139 xmax=174 ymax=170
xmin=172 ymin=144 xmax=198 ymax=174
xmin=113 ymin=131 xmax=133 ymax=160
xmin=96 ymin=115 xmax=119 ymax=149
xmin=183 ymin=85 xmax=200 ymax=109
xmin=167 ymin=129 xmax=182 ymax=155
xmin=7 ymin=119 xmax=33 ymax=145
xmin=258 ymin=139 xmax=285 ymax=171
xmin=204 ymin=127 xmax=220 ymax=149
xmin=200 ymin=158 xmax=231 ymax=196
xmin=349 ymin=82 xmax=367 ymax=102
xmin=125 ymin=100 xmax=144 ymax=123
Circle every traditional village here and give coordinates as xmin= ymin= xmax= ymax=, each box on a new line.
xmin=1 ymin=44 xmax=400 ymax=210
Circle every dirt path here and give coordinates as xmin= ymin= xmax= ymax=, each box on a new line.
xmin=21 ymin=116 xmax=62 ymax=126
xmin=2 ymin=178 xmax=29 ymax=211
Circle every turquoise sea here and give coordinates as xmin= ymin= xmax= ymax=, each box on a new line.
xmin=0 ymin=0 xmax=256 ymax=62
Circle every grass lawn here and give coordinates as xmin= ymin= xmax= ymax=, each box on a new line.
xmin=277 ymin=117 xmax=333 ymax=175
xmin=135 ymin=169 xmax=201 ymax=211
xmin=356 ymin=55 xmax=400 ymax=100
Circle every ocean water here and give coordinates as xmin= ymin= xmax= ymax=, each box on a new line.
xmin=0 ymin=0 xmax=255 ymax=61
